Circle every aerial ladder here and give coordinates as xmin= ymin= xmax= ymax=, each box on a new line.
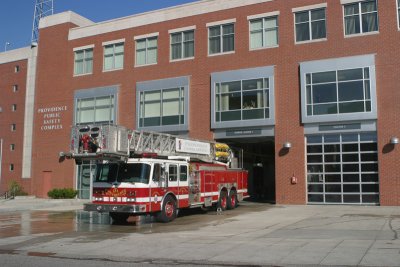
xmin=60 ymin=124 xmax=232 ymax=165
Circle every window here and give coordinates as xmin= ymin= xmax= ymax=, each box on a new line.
xmin=250 ymin=16 xmax=278 ymax=49
xmin=180 ymin=165 xmax=188 ymax=181
xmin=300 ymin=54 xmax=377 ymax=124
xmin=168 ymin=165 xmax=178 ymax=182
xmin=13 ymin=85 xmax=18 ymax=92
xmin=10 ymin=144 xmax=15 ymax=151
xmin=215 ymin=78 xmax=270 ymax=122
xmin=344 ymin=0 xmax=378 ymax=35
xmin=103 ymin=42 xmax=124 ymax=71
xmin=398 ymin=0 xmax=400 ymax=28
xmin=136 ymin=37 xmax=158 ymax=66
xmin=75 ymin=95 xmax=115 ymax=125
xmin=139 ymin=87 xmax=185 ymax=127
xmin=74 ymin=48 xmax=93 ymax=75
xmin=209 ymin=23 xmax=235 ymax=55
xmin=10 ymin=164 xmax=14 ymax=171
xmin=295 ymin=8 xmax=326 ymax=42
xmin=14 ymin=66 xmax=19 ymax=73
xmin=11 ymin=104 xmax=17 ymax=112
xmin=11 ymin=124 xmax=16 ymax=131
xmin=137 ymin=76 xmax=189 ymax=132
xmin=305 ymin=68 xmax=372 ymax=116
xmin=170 ymin=30 xmax=194 ymax=60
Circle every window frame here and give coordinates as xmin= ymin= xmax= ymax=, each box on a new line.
xmin=211 ymin=66 xmax=275 ymax=129
xmin=135 ymin=34 xmax=159 ymax=67
xmin=136 ymin=76 xmax=190 ymax=133
xmin=74 ymin=86 xmax=118 ymax=126
xmin=300 ymin=54 xmax=377 ymax=124
xmin=248 ymin=12 xmax=279 ymax=50
xmin=343 ymin=0 xmax=379 ymax=36
xmin=207 ymin=21 xmax=235 ymax=56
xmin=397 ymin=0 xmax=400 ymax=30
xmin=170 ymin=29 xmax=195 ymax=61
xmin=73 ymin=45 xmax=94 ymax=76
xmin=102 ymin=41 xmax=124 ymax=72
xmin=294 ymin=7 xmax=327 ymax=43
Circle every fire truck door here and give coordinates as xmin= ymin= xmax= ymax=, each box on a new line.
xmin=167 ymin=164 xmax=189 ymax=204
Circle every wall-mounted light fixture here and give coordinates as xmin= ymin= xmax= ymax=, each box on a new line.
xmin=283 ymin=141 xmax=292 ymax=149
xmin=390 ymin=137 xmax=399 ymax=145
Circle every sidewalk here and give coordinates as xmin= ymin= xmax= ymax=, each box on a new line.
xmin=0 ymin=196 xmax=86 ymax=212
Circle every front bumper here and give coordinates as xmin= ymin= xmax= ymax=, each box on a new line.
xmin=84 ymin=203 xmax=147 ymax=214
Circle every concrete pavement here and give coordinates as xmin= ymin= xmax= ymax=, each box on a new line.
xmin=0 ymin=197 xmax=399 ymax=266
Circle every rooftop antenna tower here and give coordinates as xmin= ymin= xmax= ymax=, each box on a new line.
xmin=31 ymin=0 xmax=54 ymax=45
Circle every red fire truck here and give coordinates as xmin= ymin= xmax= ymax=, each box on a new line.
xmin=60 ymin=125 xmax=248 ymax=223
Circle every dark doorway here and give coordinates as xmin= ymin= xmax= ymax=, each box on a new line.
xmin=219 ymin=138 xmax=275 ymax=203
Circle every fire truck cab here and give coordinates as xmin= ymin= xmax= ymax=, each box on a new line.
xmin=60 ymin=125 xmax=248 ymax=223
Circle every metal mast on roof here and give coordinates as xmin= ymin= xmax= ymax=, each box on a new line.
xmin=31 ymin=0 xmax=54 ymax=45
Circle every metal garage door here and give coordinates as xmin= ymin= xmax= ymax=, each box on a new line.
xmin=307 ymin=133 xmax=379 ymax=204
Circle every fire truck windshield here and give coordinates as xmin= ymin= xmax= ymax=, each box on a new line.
xmin=95 ymin=163 xmax=151 ymax=184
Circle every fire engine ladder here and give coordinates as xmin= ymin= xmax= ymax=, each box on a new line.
xmin=128 ymin=130 xmax=217 ymax=163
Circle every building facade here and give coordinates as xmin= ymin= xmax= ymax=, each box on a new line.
xmin=1 ymin=0 xmax=399 ymax=205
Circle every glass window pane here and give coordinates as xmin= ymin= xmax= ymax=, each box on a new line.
xmin=345 ymin=16 xmax=360 ymax=35
xmin=209 ymin=26 xmax=220 ymax=37
xmin=250 ymin=31 xmax=263 ymax=49
xmin=144 ymin=102 xmax=160 ymax=117
xmin=209 ymin=37 xmax=220 ymax=54
xmin=313 ymin=103 xmax=337 ymax=115
xmin=312 ymin=71 xmax=336 ymax=83
xmin=250 ymin=20 xmax=262 ymax=31
xmin=295 ymin=11 xmax=309 ymax=23
xmin=147 ymin=48 xmax=157 ymax=64
xmin=171 ymin=33 xmax=182 ymax=43
xmin=115 ymin=54 xmax=124 ymax=69
xmin=223 ymin=35 xmax=234 ymax=52
xmin=184 ymin=41 xmax=194 ymax=57
xmin=312 ymin=20 xmax=326 ymax=39
xmin=171 ymin=43 xmax=182 ymax=59
xmin=265 ymin=17 xmax=278 ymax=28
xmin=223 ymin=24 xmax=234 ymax=34
xmin=265 ymin=29 xmax=278 ymax=46
xmin=104 ymin=55 xmax=113 ymax=70
xmin=362 ymin=13 xmax=378 ymax=32
xmin=312 ymin=83 xmax=337 ymax=103
xmin=96 ymin=107 xmax=111 ymax=121
xmin=163 ymin=100 xmax=180 ymax=116
xmin=296 ymin=23 xmax=310 ymax=41
xmin=145 ymin=91 xmax=161 ymax=101
xmin=338 ymin=68 xmax=363 ymax=81
xmin=338 ymin=81 xmax=364 ymax=101
xmin=136 ymin=50 xmax=146 ymax=65
xmin=311 ymin=9 xmax=325 ymax=20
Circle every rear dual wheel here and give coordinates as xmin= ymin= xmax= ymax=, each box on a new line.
xmin=227 ymin=190 xmax=238 ymax=210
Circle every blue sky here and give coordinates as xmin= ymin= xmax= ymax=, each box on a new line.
xmin=0 ymin=0 xmax=199 ymax=51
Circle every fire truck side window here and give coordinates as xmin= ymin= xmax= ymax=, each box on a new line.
xmin=153 ymin=163 xmax=161 ymax=182
xmin=180 ymin=165 xmax=188 ymax=181
xmin=169 ymin=165 xmax=178 ymax=181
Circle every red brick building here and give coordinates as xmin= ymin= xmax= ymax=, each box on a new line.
xmin=1 ymin=0 xmax=399 ymax=205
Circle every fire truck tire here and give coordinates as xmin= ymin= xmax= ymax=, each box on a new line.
xmin=157 ymin=195 xmax=177 ymax=223
xmin=109 ymin=212 xmax=129 ymax=224
xmin=227 ymin=190 xmax=238 ymax=210
xmin=218 ymin=190 xmax=228 ymax=211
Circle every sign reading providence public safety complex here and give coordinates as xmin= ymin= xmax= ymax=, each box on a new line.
xmin=37 ymin=106 xmax=67 ymax=131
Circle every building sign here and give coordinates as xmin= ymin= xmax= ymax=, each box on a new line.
xmin=319 ymin=123 xmax=361 ymax=132
xmin=226 ymin=129 xmax=262 ymax=136
xmin=176 ymin=138 xmax=210 ymax=155
xmin=37 ymin=106 xmax=67 ymax=131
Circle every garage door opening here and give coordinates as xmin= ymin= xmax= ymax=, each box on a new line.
xmin=220 ymin=138 xmax=275 ymax=203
